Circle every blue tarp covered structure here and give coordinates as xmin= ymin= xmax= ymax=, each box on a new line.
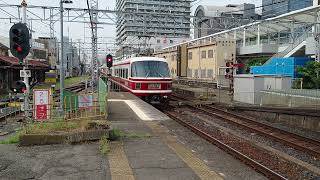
xmin=250 ymin=57 xmax=311 ymax=78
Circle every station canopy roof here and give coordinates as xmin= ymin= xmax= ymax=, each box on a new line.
xmin=164 ymin=5 xmax=320 ymax=49
xmin=0 ymin=55 xmax=49 ymax=69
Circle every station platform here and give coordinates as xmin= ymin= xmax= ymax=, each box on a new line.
xmin=106 ymin=92 xmax=265 ymax=180
xmin=172 ymin=84 xmax=232 ymax=104
xmin=107 ymin=92 xmax=219 ymax=180
xmin=0 ymin=92 xmax=266 ymax=180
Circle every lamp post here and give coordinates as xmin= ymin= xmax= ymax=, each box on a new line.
xmin=60 ymin=0 xmax=72 ymax=113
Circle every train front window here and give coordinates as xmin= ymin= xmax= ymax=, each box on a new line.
xmin=131 ymin=61 xmax=170 ymax=78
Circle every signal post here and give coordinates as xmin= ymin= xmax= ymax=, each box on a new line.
xmin=9 ymin=0 xmax=31 ymax=118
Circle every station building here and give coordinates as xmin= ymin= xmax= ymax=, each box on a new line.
xmin=154 ymin=38 xmax=236 ymax=80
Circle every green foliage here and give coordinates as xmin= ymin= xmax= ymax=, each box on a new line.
xmin=297 ymin=61 xmax=320 ymax=89
xmin=55 ymin=75 xmax=89 ymax=89
xmin=245 ymin=57 xmax=269 ymax=73
xmin=99 ymin=135 xmax=110 ymax=155
xmin=109 ymin=128 xmax=123 ymax=141
xmin=124 ymin=132 xmax=152 ymax=138
xmin=0 ymin=131 xmax=23 ymax=144
xmin=24 ymin=120 xmax=85 ymax=134
xmin=108 ymin=129 xmax=152 ymax=141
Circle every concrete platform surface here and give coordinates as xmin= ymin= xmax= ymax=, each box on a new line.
xmin=0 ymin=143 xmax=109 ymax=180
xmin=108 ymin=92 xmax=265 ymax=180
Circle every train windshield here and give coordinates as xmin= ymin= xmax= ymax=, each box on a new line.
xmin=131 ymin=61 xmax=170 ymax=78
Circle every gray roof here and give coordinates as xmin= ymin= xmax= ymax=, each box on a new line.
xmin=195 ymin=5 xmax=244 ymax=17
xmin=0 ymin=42 xmax=9 ymax=50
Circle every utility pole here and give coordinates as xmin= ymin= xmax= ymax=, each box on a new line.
xmin=21 ymin=0 xmax=30 ymax=118
xmin=91 ymin=0 xmax=99 ymax=91
xmin=59 ymin=0 xmax=64 ymax=113
xmin=59 ymin=0 xmax=73 ymax=112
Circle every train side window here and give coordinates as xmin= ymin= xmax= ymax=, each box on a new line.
xmin=201 ymin=51 xmax=206 ymax=59
xmin=188 ymin=52 xmax=192 ymax=60
xmin=125 ymin=69 xmax=128 ymax=79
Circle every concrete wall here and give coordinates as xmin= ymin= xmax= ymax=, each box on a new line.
xmin=234 ymin=76 xmax=256 ymax=104
xmin=244 ymin=111 xmax=320 ymax=132
xmin=237 ymin=44 xmax=278 ymax=55
xmin=305 ymin=37 xmax=316 ymax=55
xmin=260 ymin=90 xmax=320 ymax=107
xmin=234 ymin=75 xmax=292 ymax=104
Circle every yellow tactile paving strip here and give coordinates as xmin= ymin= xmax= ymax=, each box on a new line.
xmin=108 ymin=142 xmax=135 ymax=180
xmin=145 ymin=121 xmax=224 ymax=180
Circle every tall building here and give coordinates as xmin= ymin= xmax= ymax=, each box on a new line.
xmin=194 ymin=4 xmax=259 ymax=39
xmin=262 ymin=0 xmax=313 ymax=19
xmin=116 ymin=0 xmax=191 ymax=54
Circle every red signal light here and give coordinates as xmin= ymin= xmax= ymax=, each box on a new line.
xmin=16 ymin=46 xmax=23 ymax=53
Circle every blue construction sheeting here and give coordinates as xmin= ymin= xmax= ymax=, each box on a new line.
xmin=250 ymin=57 xmax=311 ymax=78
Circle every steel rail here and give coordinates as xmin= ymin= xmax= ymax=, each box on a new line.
xmin=165 ymin=111 xmax=287 ymax=180
xmin=170 ymin=94 xmax=320 ymax=158
xmin=191 ymin=104 xmax=320 ymax=158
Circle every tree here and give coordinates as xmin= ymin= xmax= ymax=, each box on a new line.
xmin=244 ymin=57 xmax=269 ymax=73
xmin=297 ymin=61 xmax=320 ymax=89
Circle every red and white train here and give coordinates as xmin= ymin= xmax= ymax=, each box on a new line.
xmin=105 ymin=57 xmax=172 ymax=103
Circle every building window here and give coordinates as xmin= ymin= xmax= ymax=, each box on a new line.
xmin=157 ymin=39 xmax=160 ymax=43
xmin=194 ymin=69 xmax=198 ymax=78
xmin=170 ymin=40 xmax=174 ymax=44
xmin=207 ymin=69 xmax=214 ymax=78
xmin=188 ymin=52 xmax=192 ymax=60
xmin=208 ymin=50 xmax=213 ymax=58
xmin=187 ymin=68 xmax=192 ymax=77
xmin=201 ymin=51 xmax=206 ymax=59
xmin=201 ymin=69 xmax=206 ymax=78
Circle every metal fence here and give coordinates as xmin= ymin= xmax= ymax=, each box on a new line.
xmin=7 ymin=78 xmax=110 ymax=122
xmin=233 ymin=90 xmax=320 ymax=109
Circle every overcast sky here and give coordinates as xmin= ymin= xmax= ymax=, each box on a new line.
xmin=0 ymin=0 xmax=261 ymax=52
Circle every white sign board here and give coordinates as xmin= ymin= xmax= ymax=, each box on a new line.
xmin=20 ymin=70 xmax=31 ymax=78
xmin=78 ymin=95 xmax=93 ymax=108
xmin=33 ymin=89 xmax=50 ymax=121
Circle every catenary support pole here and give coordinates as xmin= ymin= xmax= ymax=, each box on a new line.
xmin=60 ymin=0 xmax=64 ymax=113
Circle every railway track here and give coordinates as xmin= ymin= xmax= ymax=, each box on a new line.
xmin=54 ymin=83 xmax=87 ymax=99
xmin=55 ymin=83 xmax=86 ymax=94
xmin=164 ymin=110 xmax=287 ymax=180
xmin=170 ymin=94 xmax=320 ymax=158
xmin=230 ymin=105 xmax=320 ymax=117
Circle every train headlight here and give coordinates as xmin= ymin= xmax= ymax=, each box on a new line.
xmin=136 ymin=83 xmax=141 ymax=90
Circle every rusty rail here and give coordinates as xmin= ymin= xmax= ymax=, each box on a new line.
xmin=165 ymin=111 xmax=287 ymax=180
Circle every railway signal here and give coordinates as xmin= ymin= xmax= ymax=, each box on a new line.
xmin=106 ymin=54 xmax=113 ymax=68
xmin=9 ymin=23 xmax=30 ymax=64
xmin=225 ymin=62 xmax=233 ymax=78
xmin=12 ymin=80 xmax=27 ymax=93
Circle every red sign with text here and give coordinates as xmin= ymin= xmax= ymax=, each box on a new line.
xmin=33 ymin=89 xmax=50 ymax=121
xmin=36 ymin=104 xmax=47 ymax=120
